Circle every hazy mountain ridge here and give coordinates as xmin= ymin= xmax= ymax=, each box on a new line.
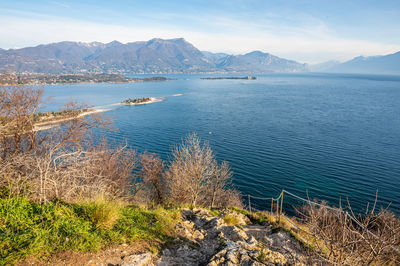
xmin=309 ymin=60 xmax=341 ymax=72
xmin=215 ymin=51 xmax=308 ymax=73
xmin=0 ymin=38 xmax=307 ymax=74
xmin=322 ymin=51 xmax=400 ymax=74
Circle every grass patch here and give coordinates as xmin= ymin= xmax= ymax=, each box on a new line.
xmin=209 ymin=209 xmax=220 ymax=217
xmin=0 ymin=197 xmax=180 ymax=265
xmin=74 ymin=196 xmax=122 ymax=230
xmin=230 ymin=206 xmax=249 ymax=216
xmin=257 ymin=249 xmax=266 ymax=261
xmin=230 ymin=207 xmax=274 ymax=226
xmin=223 ymin=214 xmax=241 ymax=226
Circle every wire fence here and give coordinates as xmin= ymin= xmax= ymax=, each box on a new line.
xmin=246 ymin=189 xmax=400 ymax=254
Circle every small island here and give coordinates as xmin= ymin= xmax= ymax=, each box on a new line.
xmin=121 ymin=97 xmax=165 ymax=105
xmin=201 ymin=76 xmax=257 ymax=80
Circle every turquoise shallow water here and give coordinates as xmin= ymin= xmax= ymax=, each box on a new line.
xmin=43 ymin=73 xmax=400 ymax=214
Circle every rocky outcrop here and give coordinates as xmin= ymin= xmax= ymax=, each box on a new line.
xmin=121 ymin=208 xmax=312 ymax=265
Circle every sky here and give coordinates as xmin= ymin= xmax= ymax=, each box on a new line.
xmin=1 ymin=0 xmax=400 ymax=63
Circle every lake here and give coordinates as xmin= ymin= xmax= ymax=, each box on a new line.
xmin=43 ymin=73 xmax=400 ymax=214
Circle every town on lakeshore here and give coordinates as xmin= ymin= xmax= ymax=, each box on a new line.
xmin=0 ymin=73 xmax=172 ymax=85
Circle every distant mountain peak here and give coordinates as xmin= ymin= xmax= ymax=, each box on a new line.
xmin=107 ymin=40 xmax=123 ymax=46
xmin=245 ymin=50 xmax=269 ymax=56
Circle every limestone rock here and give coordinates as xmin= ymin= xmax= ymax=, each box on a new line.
xmin=122 ymin=253 xmax=153 ymax=266
xmin=157 ymin=208 xmax=309 ymax=265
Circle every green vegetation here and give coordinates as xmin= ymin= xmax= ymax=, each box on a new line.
xmin=257 ymin=249 xmax=266 ymax=261
xmin=0 ymin=197 xmax=179 ymax=265
xmin=230 ymin=206 xmax=248 ymax=216
xmin=223 ymin=213 xmax=241 ymax=226
xmin=209 ymin=209 xmax=221 ymax=217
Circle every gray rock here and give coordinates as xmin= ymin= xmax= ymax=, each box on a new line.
xmin=122 ymin=253 xmax=153 ymax=266
xmin=157 ymin=208 xmax=310 ymax=265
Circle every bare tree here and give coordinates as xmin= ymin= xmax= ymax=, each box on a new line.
xmin=208 ymin=161 xmax=233 ymax=208
xmin=165 ymin=133 xmax=242 ymax=208
xmin=0 ymin=73 xmax=42 ymax=158
xmin=138 ymin=153 xmax=166 ymax=205
xmin=165 ymin=133 xmax=215 ymax=207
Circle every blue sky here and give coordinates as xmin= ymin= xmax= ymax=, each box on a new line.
xmin=1 ymin=0 xmax=400 ymax=63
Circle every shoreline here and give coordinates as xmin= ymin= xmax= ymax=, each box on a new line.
xmin=33 ymin=109 xmax=107 ymax=131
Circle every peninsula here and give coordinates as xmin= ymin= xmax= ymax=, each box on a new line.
xmin=33 ymin=108 xmax=105 ymax=131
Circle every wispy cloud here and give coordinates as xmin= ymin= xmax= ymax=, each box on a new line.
xmin=48 ymin=1 xmax=70 ymax=9
xmin=0 ymin=10 xmax=399 ymax=63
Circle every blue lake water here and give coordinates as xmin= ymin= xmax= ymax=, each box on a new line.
xmin=42 ymin=73 xmax=400 ymax=214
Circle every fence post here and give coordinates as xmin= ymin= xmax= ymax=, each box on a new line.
xmin=276 ymin=197 xmax=279 ymax=220
xmin=248 ymin=195 xmax=251 ymax=214
xmin=270 ymin=198 xmax=273 ymax=215
xmin=278 ymin=191 xmax=284 ymax=224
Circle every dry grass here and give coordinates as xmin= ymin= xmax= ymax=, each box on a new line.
xmin=77 ymin=196 xmax=123 ymax=230
xmin=223 ymin=213 xmax=241 ymax=226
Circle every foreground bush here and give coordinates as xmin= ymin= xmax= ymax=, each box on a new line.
xmin=163 ymin=133 xmax=243 ymax=208
xmin=300 ymin=201 xmax=400 ymax=265
xmin=0 ymin=197 xmax=180 ymax=265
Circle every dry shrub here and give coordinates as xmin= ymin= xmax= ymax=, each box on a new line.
xmin=138 ymin=153 xmax=166 ymax=205
xmin=0 ymin=74 xmax=42 ymax=158
xmin=218 ymin=188 xmax=244 ymax=209
xmin=0 ymin=143 xmax=137 ymax=202
xmin=165 ymin=133 xmax=242 ymax=208
xmin=165 ymin=133 xmax=214 ymax=206
xmin=300 ymin=200 xmax=400 ymax=265
xmin=45 ymin=143 xmax=137 ymax=202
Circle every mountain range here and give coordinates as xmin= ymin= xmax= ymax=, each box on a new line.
xmin=311 ymin=52 xmax=400 ymax=75
xmin=0 ymin=38 xmax=307 ymax=74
